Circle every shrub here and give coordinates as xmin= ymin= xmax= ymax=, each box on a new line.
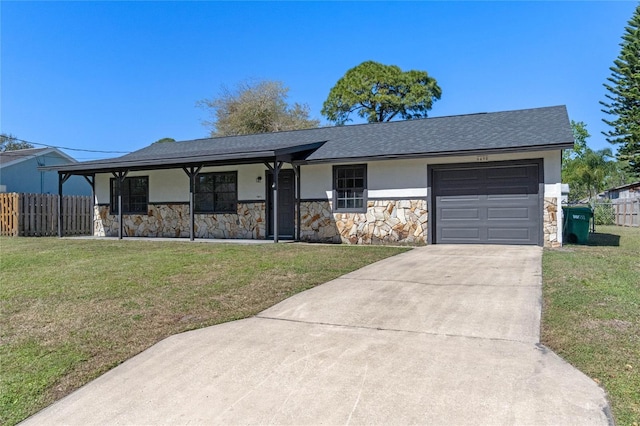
xmin=593 ymin=202 xmax=615 ymax=225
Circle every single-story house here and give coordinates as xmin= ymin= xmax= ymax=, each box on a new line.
xmin=0 ymin=147 xmax=92 ymax=195
xmin=44 ymin=105 xmax=574 ymax=247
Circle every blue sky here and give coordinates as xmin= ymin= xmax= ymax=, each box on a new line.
xmin=1 ymin=1 xmax=636 ymax=161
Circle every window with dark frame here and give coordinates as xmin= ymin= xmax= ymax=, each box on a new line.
xmin=194 ymin=171 xmax=237 ymax=213
xmin=333 ymin=164 xmax=367 ymax=212
xmin=110 ymin=176 xmax=148 ymax=214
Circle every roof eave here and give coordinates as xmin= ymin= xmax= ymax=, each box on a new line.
xmin=604 ymin=180 xmax=640 ymax=193
xmin=297 ymin=143 xmax=573 ymax=165
xmin=43 ymin=141 xmax=572 ymax=174
xmin=40 ymin=140 xmax=329 ymax=176
xmin=39 ymin=150 xmax=279 ymax=175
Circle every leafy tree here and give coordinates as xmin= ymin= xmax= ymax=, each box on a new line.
xmin=562 ymin=122 xmax=623 ymax=202
xmin=198 ymin=80 xmax=319 ymax=136
xmin=321 ymin=61 xmax=442 ymax=125
xmin=601 ymin=5 xmax=640 ymax=177
xmin=563 ymin=120 xmax=589 ymax=165
xmin=0 ymin=133 xmax=34 ymax=151
xmin=152 ymin=137 xmax=176 ymax=144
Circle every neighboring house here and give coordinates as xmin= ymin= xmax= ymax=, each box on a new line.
xmin=44 ymin=106 xmax=573 ymax=247
xmin=0 ymin=147 xmax=91 ymax=196
xmin=603 ymin=181 xmax=640 ymax=200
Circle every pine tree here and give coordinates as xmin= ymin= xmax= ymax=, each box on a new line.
xmin=322 ymin=61 xmax=441 ymax=125
xmin=601 ymin=5 xmax=640 ymax=177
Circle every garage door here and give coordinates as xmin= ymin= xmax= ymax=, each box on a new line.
xmin=433 ymin=162 xmax=541 ymax=245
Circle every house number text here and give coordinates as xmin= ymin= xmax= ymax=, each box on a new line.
xmin=476 ymin=155 xmax=489 ymax=162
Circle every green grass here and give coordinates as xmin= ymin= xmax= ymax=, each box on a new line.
xmin=4 ymin=231 xmax=639 ymax=424
xmin=0 ymin=238 xmax=408 ymax=426
xmin=542 ymin=225 xmax=640 ymax=425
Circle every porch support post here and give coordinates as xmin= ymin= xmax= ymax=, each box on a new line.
xmin=84 ymin=174 xmax=95 ymax=236
xmin=271 ymin=160 xmax=283 ymax=243
xmin=293 ymin=164 xmax=301 ymax=241
xmin=58 ymin=172 xmax=63 ymax=237
xmin=112 ymin=170 xmax=128 ymax=240
xmin=57 ymin=172 xmax=72 ymax=237
xmin=183 ymin=166 xmax=202 ymax=241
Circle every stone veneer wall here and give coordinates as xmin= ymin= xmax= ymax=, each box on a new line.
xmin=299 ymin=199 xmax=428 ymax=245
xmin=543 ymin=197 xmax=560 ymax=248
xmin=93 ymin=197 xmax=554 ymax=246
xmin=94 ymin=202 xmax=266 ymax=239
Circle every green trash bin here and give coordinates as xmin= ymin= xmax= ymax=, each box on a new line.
xmin=562 ymin=206 xmax=593 ymax=244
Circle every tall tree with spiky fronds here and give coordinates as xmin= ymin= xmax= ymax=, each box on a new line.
xmin=601 ymin=5 xmax=640 ymax=177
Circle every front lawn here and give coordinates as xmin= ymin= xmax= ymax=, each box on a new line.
xmin=542 ymin=225 xmax=640 ymax=425
xmin=0 ymin=238 xmax=408 ymax=426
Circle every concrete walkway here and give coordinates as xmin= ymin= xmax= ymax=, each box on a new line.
xmin=22 ymin=245 xmax=612 ymax=425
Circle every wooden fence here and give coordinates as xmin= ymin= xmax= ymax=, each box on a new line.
xmin=612 ymin=198 xmax=639 ymax=227
xmin=0 ymin=193 xmax=93 ymax=237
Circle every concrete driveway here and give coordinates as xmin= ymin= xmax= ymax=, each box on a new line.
xmin=23 ymin=245 xmax=611 ymax=425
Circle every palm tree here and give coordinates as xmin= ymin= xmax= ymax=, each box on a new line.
xmin=563 ymin=148 xmax=617 ymax=202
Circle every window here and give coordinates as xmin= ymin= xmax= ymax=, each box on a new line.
xmin=194 ymin=172 xmax=237 ymax=213
xmin=333 ymin=164 xmax=367 ymax=212
xmin=110 ymin=176 xmax=148 ymax=214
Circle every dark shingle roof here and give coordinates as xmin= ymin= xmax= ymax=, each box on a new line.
xmin=44 ymin=105 xmax=574 ymax=174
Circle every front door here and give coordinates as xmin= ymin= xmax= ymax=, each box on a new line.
xmin=267 ymin=169 xmax=295 ymax=238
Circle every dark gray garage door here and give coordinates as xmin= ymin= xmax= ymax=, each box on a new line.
xmin=433 ymin=162 xmax=541 ymax=245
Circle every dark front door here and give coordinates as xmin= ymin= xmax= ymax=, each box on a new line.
xmin=267 ymin=169 xmax=295 ymax=238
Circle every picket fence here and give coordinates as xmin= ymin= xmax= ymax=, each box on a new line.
xmin=0 ymin=193 xmax=93 ymax=237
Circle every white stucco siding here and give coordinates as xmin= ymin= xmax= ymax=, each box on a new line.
xmin=93 ymin=150 xmax=563 ymax=205
xmin=368 ymin=159 xmax=428 ymax=198
xmin=149 ymin=169 xmax=188 ymax=202
xmin=94 ymin=171 xmax=157 ymax=204
xmin=94 ymin=164 xmax=273 ymax=205
xmin=236 ymin=164 xmax=269 ymax=200
xmin=424 ymin=150 xmax=561 ymax=185
xmin=94 ymin=170 xmax=186 ymax=204
xmin=300 ymin=151 xmax=563 ymax=200
xmin=197 ymin=164 xmax=274 ymax=200
xmin=94 ymin=174 xmax=110 ymax=204
xmin=541 ymin=150 xmax=562 ymax=184
xmin=300 ymin=164 xmax=332 ymax=199
xmin=301 ymin=159 xmax=430 ymax=200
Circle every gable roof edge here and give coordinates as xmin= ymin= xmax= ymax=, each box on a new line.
xmin=0 ymin=147 xmax=79 ymax=169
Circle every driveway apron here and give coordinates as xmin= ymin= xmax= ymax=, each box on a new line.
xmin=22 ymin=245 xmax=612 ymax=425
